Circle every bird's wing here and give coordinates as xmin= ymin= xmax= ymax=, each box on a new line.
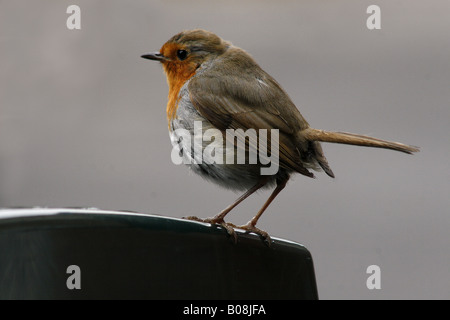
xmin=187 ymin=61 xmax=314 ymax=177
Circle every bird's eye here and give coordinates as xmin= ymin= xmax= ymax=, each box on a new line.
xmin=176 ymin=49 xmax=188 ymax=61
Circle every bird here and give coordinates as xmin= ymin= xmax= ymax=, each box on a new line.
xmin=141 ymin=29 xmax=419 ymax=244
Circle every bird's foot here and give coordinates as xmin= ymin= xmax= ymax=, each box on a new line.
xmin=183 ymin=216 xmax=271 ymax=246
xmin=183 ymin=216 xmax=238 ymax=243
xmin=232 ymin=222 xmax=272 ymax=246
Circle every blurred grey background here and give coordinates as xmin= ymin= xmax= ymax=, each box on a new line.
xmin=1 ymin=0 xmax=449 ymax=299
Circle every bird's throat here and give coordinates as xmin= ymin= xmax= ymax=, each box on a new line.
xmin=164 ymin=65 xmax=197 ymax=127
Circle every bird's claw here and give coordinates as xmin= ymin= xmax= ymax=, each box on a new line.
xmin=183 ymin=216 xmax=271 ymax=246
xmin=183 ymin=216 xmax=238 ymax=243
xmin=234 ymin=222 xmax=272 ymax=246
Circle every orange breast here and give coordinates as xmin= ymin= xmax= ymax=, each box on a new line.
xmin=162 ymin=48 xmax=198 ymax=128
xmin=166 ymin=74 xmax=189 ymax=126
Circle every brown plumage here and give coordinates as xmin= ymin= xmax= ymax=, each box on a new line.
xmin=142 ymin=29 xmax=419 ymax=244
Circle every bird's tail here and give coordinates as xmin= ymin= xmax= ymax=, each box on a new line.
xmin=303 ymin=128 xmax=419 ymax=154
xmin=299 ymin=128 xmax=419 ymax=178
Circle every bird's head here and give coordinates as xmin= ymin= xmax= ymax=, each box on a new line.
xmin=142 ymin=29 xmax=230 ymax=82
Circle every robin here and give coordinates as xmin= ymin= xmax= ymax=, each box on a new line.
xmin=141 ymin=29 xmax=418 ymax=244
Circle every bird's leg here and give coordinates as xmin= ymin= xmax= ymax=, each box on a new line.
xmin=184 ymin=177 xmax=269 ymax=242
xmin=236 ymin=177 xmax=288 ymax=245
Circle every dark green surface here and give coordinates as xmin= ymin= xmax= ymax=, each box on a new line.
xmin=0 ymin=208 xmax=318 ymax=299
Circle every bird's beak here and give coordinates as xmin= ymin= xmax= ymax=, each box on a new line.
xmin=141 ymin=52 xmax=168 ymax=62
